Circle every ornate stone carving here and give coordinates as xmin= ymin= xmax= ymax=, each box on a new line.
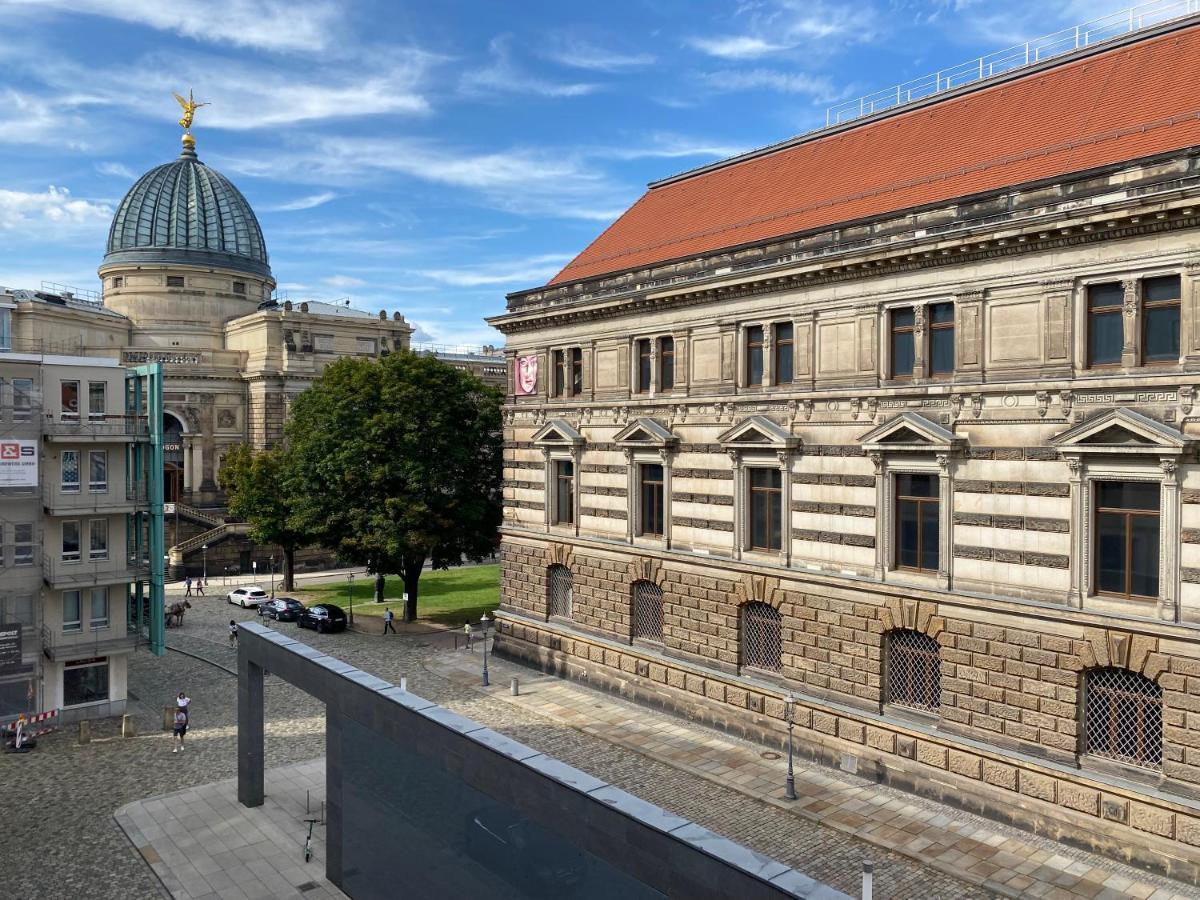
xmin=1065 ymin=457 xmax=1082 ymax=476
xmin=949 ymin=393 xmax=963 ymax=419
xmin=913 ymin=305 xmax=926 ymax=335
xmin=217 ymin=409 xmax=236 ymax=429
xmin=1123 ymin=279 xmax=1138 ymax=317
xmin=868 ymin=451 xmax=883 ymax=473
xmin=936 ymin=453 xmax=950 ymax=471
xmin=801 ymin=399 xmax=814 ymax=421
xmin=1060 ymin=390 xmax=1074 ymax=418
xmin=970 ymin=393 xmax=984 ymax=418
xmin=1036 ymin=392 xmax=1049 ymax=418
xmin=1181 ymin=385 xmax=1194 ymax=415
xmin=850 ymin=397 xmax=862 ymax=420
xmin=866 ymin=397 xmax=879 ymax=419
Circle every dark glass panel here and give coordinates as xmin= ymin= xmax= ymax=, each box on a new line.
xmin=1130 ymin=514 xmax=1160 ymax=598
xmin=920 ymin=501 xmax=940 ymax=571
xmin=750 ymin=493 xmax=768 ymax=549
xmin=1095 ymin=511 xmax=1127 ymax=594
xmin=1088 ymin=282 xmax=1124 ymax=309
xmin=637 ymin=339 xmax=652 ymax=392
xmin=660 ymin=338 xmax=674 ymax=390
xmin=1144 ymin=305 xmax=1180 ymax=362
xmin=746 ymin=326 xmax=764 ymax=385
xmin=897 ymin=473 xmax=936 ymax=497
xmin=1144 ymin=275 xmax=1181 ymax=303
xmin=1089 ymin=312 xmax=1122 ymax=365
xmin=891 ymin=330 xmax=914 ymax=377
xmin=930 ymin=328 xmax=954 ymax=374
xmin=892 ymin=308 xmax=915 ymax=327
xmin=929 ymin=302 xmax=954 ymax=324
xmin=1096 ymin=482 xmax=1158 ymax=511
xmin=768 ymin=492 xmax=782 ymax=551
xmin=897 ymin=500 xmax=919 ymax=568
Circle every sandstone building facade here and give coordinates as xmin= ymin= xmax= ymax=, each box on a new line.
xmin=489 ymin=16 xmax=1200 ymax=878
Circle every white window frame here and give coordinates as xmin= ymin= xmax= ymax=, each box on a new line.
xmin=61 ymin=450 xmax=80 ymax=493
xmin=61 ymin=520 xmax=81 ymax=562
xmin=89 ymin=450 xmax=107 ymax=493
xmin=89 ymin=518 xmax=108 ymax=561
xmin=89 ymin=586 xmax=109 ymax=630
xmin=88 ymin=381 xmax=106 ymax=420
xmin=13 ymin=523 xmax=33 ymax=566
xmin=62 ymin=590 xmax=82 ymax=632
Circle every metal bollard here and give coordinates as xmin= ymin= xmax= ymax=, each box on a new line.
xmin=861 ymin=861 xmax=873 ymax=900
xmin=121 ymin=714 xmax=136 ymax=738
xmin=510 ymin=677 xmax=520 ymax=696
xmin=400 ymin=676 xmax=407 ymax=692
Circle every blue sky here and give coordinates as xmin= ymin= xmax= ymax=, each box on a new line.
xmin=0 ymin=0 xmax=1127 ymax=346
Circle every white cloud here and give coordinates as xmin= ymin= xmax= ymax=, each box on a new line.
xmin=96 ymin=161 xmax=136 ymax=179
xmin=0 ymin=186 xmax=111 ymax=231
xmin=263 ymin=191 xmax=337 ymax=212
xmin=1 ymin=0 xmax=345 ymax=53
xmin=0 ymin=89 xmax=89 ymax=148
xmin=323 ymin=274 xmax=366 ymax=288
xmin=685 ymin=36 xmax=786 ymax=60
xmin=542 ymin=35 xmax=655 ymax=71
xmin=701 ymin=69 xmax=837 ymax=97
xmin=412 ymin=254 xmax=572 ymax=287
xmin=598 ymin=133 xmax=745 ymax=161
xmin=461 ymin=36 xmax=599 ymax=98
xmin=687 ymin=1 xmax=879 ymax=60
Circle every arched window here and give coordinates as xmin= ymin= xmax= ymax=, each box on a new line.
xmin=546 ymin=565 xmax=573 ymax=620
xmin=885 ymin=629 xmax=941 ymax=712
xmin=741 ymin=602 xmax=782 ymax=672
xmin=1084 ymin=667 xmax=1162 ymax=770
xmin=631 ymin=581 xmax=663 ymax=642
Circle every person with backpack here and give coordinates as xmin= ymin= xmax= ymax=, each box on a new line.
xmin=184 ymin=576 xmax=193 ymax=597
xmin=228 ymin=619 xmax=238 ymax=647
xmin=172 ymin=708 xmax=188 ymax=753
xmin=383 ymin=607 xmax=396 ymax=635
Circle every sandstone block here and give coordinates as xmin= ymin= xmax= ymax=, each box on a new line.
xmin=1058 ymin=783 xmax=1099 ymax=815
xmin=811 ymin=711 xmax=837 ymax=735
xmin=947 ymin=749 xmax=982 ymax=779
xmin=1018 ymin=771 xmax=1056 ymax=803
xmin=648 ymin=663 xmax=667 ymax=683
xmin=982 ymin=760 xmax=1017 ymax=790
xmin=1129 ymin=802 xmax=1174 ymax=838
xmin=865 ymin=726 xmax=894 ymax=753
xmin=838 ymin=720 xmax=865 ymax=744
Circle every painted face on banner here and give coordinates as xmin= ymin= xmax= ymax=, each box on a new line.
xmin=515 ymin=354 xmax=538 ymax=395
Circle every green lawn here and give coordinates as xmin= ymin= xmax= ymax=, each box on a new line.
xmin=298 ymin=563 xmax=500 ymax=626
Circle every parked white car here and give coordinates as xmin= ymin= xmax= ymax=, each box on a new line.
xmin=227 ymin=586 xmax=269 ymax=607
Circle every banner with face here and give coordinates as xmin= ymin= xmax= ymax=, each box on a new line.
xmin=515 ymin=354 xmax=539 ymax=395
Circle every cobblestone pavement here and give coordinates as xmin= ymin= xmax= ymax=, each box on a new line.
xmin=0 ymin=597 xmax=1191 ymax=899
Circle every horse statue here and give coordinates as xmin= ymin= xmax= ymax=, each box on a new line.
xmin=165 ymin=599 xmax=192 ymax=628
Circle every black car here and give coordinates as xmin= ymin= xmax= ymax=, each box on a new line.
xmin=297 ymin=603 xmax=347 ymax=634
xmin=265 ymin=597 xmax=304 ymax=622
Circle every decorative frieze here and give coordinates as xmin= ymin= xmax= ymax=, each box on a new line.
xmin=954 ymin=544 xmax=1069 ymax=568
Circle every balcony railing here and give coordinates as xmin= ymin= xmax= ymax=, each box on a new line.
xmin=40 ymin=412 xmax=148 ymax=440
xmin=42 ymin=555 xmax=148 ymax=588
xmin=43 ymin=483 xmax=147 ymax=514
xmin=41 ymin=623 xmax=136 ymax=662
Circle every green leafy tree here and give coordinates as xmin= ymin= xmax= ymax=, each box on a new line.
xmin=219 ymin=443 xmax=311 ymax=592
xmin=287 ymin=351 xmax=503 ymax=621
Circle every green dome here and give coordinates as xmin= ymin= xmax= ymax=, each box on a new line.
xmin=103 ymin=144 xmax=271 ymax=278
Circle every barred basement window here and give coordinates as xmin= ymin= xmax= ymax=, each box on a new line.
xmin=547 ymin=565 xmax=573 ymax=619
xmin=632 ymin=581 xmax=663 ymax=642
xmin=1084 ymin=667 xmax=1162 ymax=770
xmin=741 ymin=602 xmax=781 ymax=672
xmin=885 ymin=629 xmax=941 ymax=712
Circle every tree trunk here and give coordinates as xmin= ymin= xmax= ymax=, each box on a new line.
xmin=402 ymin=556 xmax=424 ymax=622
xmin=374 ymin=572 xmax=385 ymax=604
xmin=283 ymin=546 xmax=296 ymax=592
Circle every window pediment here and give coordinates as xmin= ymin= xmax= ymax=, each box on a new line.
xmin=1052 ymin=408 xmax=1189 ymax=457
xmin=860 ymin=412 xmax=962 ymax=454
xmin=718 ymin=415 xmax=798 ymax=451
xmin=532 ymin=418 xmax=584 ymax=448
xmin=614 ymin=417 xmax=678 ymax=449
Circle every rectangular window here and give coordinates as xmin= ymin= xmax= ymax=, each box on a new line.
xmin=929 ymin=303 xmax=955 ymax=375
xmin=570 ymin=348 xmax=583 ymax=396
xmin=232 ymin=280 xmax=246 ymax=295
xmin=553 ymin=350 xmax=566 ymax=397
xmin=639 ymin=464 xmax=664 ymax=537
xmin=0 ymin=308 xmax=9 ymax=351
xmin=166 ymin=275 xmax=185 ymax=288
xmin=90 ymin=587 xmax=109 ymax=629
xmin=62 ymin=520 xmax=81 ymax=562
xmin=60 ymin=380 xmax=79 ymax=420
xmin=1143 ymin=275 xmax=1181 ymax=364
xmin=895 ymin=473 xmax=938 ymax=571
xmin=63 ymin=660 xmax=108 ymax=706
xmin=891 ymin=308 xmax=915 ymax=378
xmin=14 ymin=524 xmax=33 ymax=566
xmin=1095 ymin=481 xmax=1159 ymax=600
xmin=88 ymin=381 xmax=106 ymax=419
xmin=659 ymin=337 xmax=675 ymax=391
xmin=636 ymin=339 xmax=652 ymax=393
xmin=745 ymin=325 xmax=764 ymax=386
xmin=13 ymin=378 xmax=32 ymax=422
xmin=553 ymin=460 xmax=574 ymax=525
xmin=89 ymin=519 xmax=108 ymax=561
xmin=62 ymin=450 xmax=80 ymax=493
xmin=1088 ymin=282 xmax=1124 ymax=366
xmin=748 ymin=468 xmax=782 ymax=551
xmin=774 ymin=323 xmax=794 ymax=385
xmin=62 ymin=591 xmax=81 ymax=632
xmin=111 ymin=276 xmax=123 ymax=288
xmin=89 ymin=450 xmax=107 ymax=492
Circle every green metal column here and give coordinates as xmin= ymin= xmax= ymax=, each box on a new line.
xmin=128 ymin=363 xmax=165 ymax=656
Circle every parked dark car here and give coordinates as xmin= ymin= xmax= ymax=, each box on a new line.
xmin=297 ymin=603 xmax=347 ymax=634
xmin=265 ymin=597 xmax=304 ymax=622
xmin=463 ymin=807 xmax=587 ymax=897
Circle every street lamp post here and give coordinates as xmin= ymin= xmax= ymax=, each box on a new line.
xmin=784 ymin=693 xmax=797 ymax=801
xmin=480 ymin=614 xmax=491 ymax=687
xmin=201 ymin=544 xmax=208 ymax=588
xmin=269 ymin=555 xmax=275 ymax=599
xmin=347 ymin=572 xmax=355 ymax=627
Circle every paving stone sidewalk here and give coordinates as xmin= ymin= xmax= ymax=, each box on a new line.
xmin=427 ymin=647 xmax=1200 ymax=900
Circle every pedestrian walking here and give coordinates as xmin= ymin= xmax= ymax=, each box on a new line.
xmin=196 ymin=579 xmax=205 ymax=596
xmin=383 ymin=607 xmax=396 ymax=635
xmin=228 ymin=619 xmax=238 ymax=647
xmin=172 ymin=708 xmax=188 ymax=753
xmin=464 ymin=621 xmax=473 ymax=650
xmin=184 ymin=576 xmax=193 ymax=597
xmin=176 ymin=690 xmax=191 ymax=723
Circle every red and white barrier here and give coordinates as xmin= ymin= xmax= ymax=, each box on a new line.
xmin=4 ymin=709 xmax=59 ymax=736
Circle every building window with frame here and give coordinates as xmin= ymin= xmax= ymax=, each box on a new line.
xmin=741 ymin=601 xmax=782 ymax=672
xmin=659 ymin=337 xmax=674 ymax=391
xmin=0 ymin=308 xmax=9 ymax=351
xmin=61 ymin=380 xmax=80 ymax=420
xmin=553 ymin=459 xmax=575 ymax=525
xmin=636 ymin=338 xmax=652 ymax=393
xmin=632 ymin=580 xmax=664 ymax=642
xmin=891 ymin=308 xmax=915 ymax=379
xmin=90 ymin=587 xmax=109 ymax=629
xmin=63 ymin=658 xmax=108 ymax=706
xmin=639 ymin=463 xmax=664 ymax=537
xmin=774 ymin=323 xmax=794 ymax=385
xmin=1095 ymin=481 xmax=1159 ymax=600
xmin=895 ymin=473 xmax=938 ymax=571
xmin=232 ymin=280 xmax=247 ymax=295
xmin=1143 ymin=275 xmax=1181 ymax=364
xmin=1088 ymin=282 xmax=1124 ymax=367
xmin=745 ymin=326 xmax=764 ymax=386
xmin=89 ymin=450 xmax=107 ymax=492
xmin=1083 ymin=667 xmax=1162 ymax=770
xmin=166 ymin=275 xmax=185 ymax=288
xmin=13 ymin=378 xmax=32 ymax=422
xmin=570 ymin=348 xmax=583 ymax=396
xmin=14 ymin=524 xmax=34 ymax=566
xmin=547 ymin=565 xmax=573 ymax=619
xmin=62 ymin=450 xmax=80 ymax=493
xmin=62 ymin=520 xmax=81 ymax=562
xmin=885 ymin=629 xmax=941 ymax=712
xmin=553 ymin=350 xmax=566 ymax=396
xmin=62 ymin=591 xmax=82 ymax=632
xmin=928 ymin=303 xmax=954 ymax=375
xmin=748 ymin=467 xmax=782 ymax=551
xmin=88 ymin=381 xmax=106 ymax=419
xmin=89 ymin=519 xmax=108 ymax=561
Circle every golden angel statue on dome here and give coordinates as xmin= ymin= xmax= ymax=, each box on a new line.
xmin=173 ymin=89 xmax=209 ymax=131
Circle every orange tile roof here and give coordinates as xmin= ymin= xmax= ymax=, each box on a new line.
xmin=549 ymin=23 xmax=1200 ymax=286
